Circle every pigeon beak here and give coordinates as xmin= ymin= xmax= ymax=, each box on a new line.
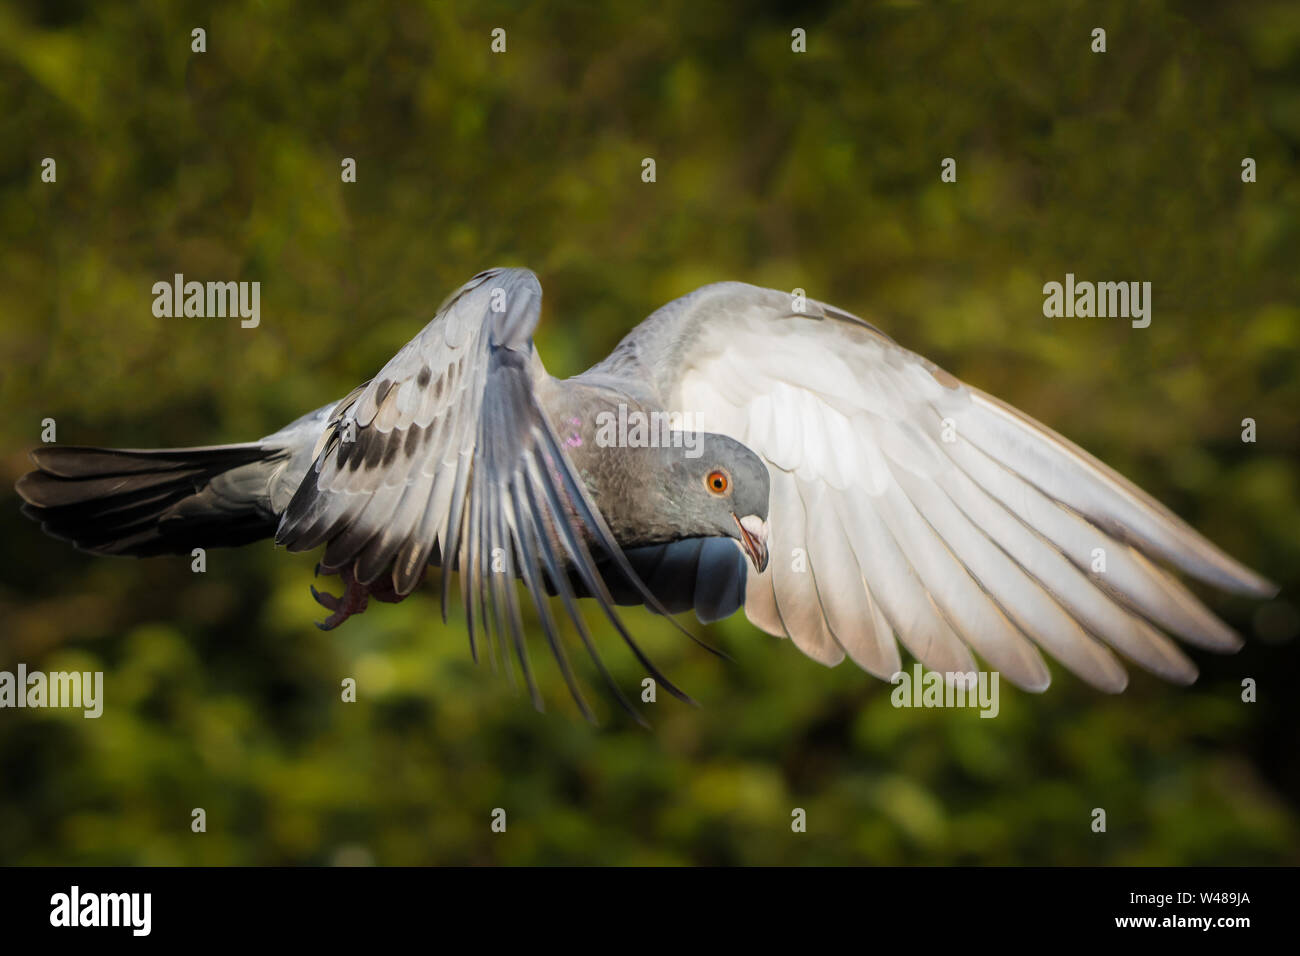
xmin=733 ymin=513 xmax=769 ymax=573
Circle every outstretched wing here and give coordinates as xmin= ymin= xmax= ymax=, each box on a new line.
xmin=276 ymin=267 xmax=689 ymax=720
xmin=593 ymin=281 xmax=1276 ymax=692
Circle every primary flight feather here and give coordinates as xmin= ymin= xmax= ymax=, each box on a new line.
xmin=16 ymin=267 xmax=1276 ymax=718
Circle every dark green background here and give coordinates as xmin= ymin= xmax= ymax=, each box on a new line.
xmin=1 ymin=0 xmax=1297 ymax=864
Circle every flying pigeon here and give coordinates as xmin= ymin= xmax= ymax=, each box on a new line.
xmin=16 ymin=267 xmax=1277 ymax=720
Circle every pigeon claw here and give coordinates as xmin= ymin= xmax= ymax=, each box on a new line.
xmin=309 ymin=565 xmax=371 ymax=630
xmin=308 ymin=563 xmax=418 ymax=628
xmin=309 ymin=584 xmax=340 ymax=611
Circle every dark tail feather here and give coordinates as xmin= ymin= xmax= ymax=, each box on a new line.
xmin=16 ymin=444 xmax=284 ymax=557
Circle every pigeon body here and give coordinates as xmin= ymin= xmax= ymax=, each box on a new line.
xmin=17 ymin=267 xmax=1277 ymax=717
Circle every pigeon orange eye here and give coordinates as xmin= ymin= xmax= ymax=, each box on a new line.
xmin=706 ymin=470 xmax=729 ymax=495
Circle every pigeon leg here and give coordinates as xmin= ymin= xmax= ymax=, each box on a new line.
xmin=310 ymin=563 xmax=423 ymax=627
xmin=310 ymin=565 xmax=371 ymax=630
xmin=368 ymin=568 xmax=424 ymax=604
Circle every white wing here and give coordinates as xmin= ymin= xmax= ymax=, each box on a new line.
xmin=607 ymin=282 xmax=1275 ymax=692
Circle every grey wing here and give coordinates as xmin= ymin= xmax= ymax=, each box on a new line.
xmin=275 ymin=267 xmax=691 ymax=720
xmin=274 ymin=267 xmax=510 ymax=588
xmin=589 ymin=281 xmax=1276 ymax=693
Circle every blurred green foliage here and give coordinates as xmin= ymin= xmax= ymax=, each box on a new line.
xmin=1 ymin=0 xmax=1298 ymax=865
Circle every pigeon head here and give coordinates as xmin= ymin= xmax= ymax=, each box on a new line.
xmin=661 ymin=433 xmax=770 ymax=572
